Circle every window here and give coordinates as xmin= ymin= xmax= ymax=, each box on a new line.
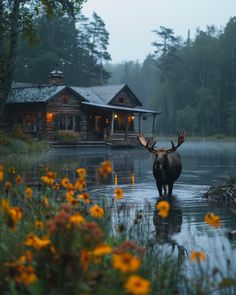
xmin=58 ymin=115 xmax=76 ymax=130
xmin=118 ymin=97 xmax=125 ymax=104
xmin=23 ymin=113 xmax=37 ymax=132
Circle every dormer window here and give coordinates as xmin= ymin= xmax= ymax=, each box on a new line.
xmin=118 ymin=97 xmax=125 ymax=104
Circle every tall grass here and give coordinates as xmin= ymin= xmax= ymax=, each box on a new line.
xmin=0 ymin=127 xmax=50 ymax=155
xmin=0 ymin=162 xmax=236 ymax=295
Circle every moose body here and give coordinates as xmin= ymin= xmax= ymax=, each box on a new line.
xmin=138 ymin=131 xmax=187 ymax=197
xmin=153 ymin=152 xmax=182 ymax=196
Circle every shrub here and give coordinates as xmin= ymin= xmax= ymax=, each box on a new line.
xmin=10 ymin=124 xmax=33 ymax=143
xmin=0 ymin=131 xmax=11 ymax=145
xmin=56 ymin=130 xmax=80 ymax=144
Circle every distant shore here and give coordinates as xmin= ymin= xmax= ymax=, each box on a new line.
xmin=154 ymin=135 xmax=236 ymax=142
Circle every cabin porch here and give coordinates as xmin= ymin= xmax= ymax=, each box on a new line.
xmin=83 ymin=103 xmax=159 ymax=147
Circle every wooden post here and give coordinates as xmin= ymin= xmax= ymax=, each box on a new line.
xmin=110 ymin=111 xmax=114 ymax=140
xmin=139 ymin=113 xmax=142 ymax=134
xmin=152 ymin=114 xmax=157 ymax=135
xmin=125 ymin=114 xmax=128 ymax=142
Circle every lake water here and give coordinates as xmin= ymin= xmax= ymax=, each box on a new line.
xmin=3 ymin=141 xmax=236 ymax=274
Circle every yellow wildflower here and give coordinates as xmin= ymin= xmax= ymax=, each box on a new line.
xmin=17 ymin=251 xmax=33 ymax=264
xmin=4 ymin=259 xmax=37 ymax=287
xmin=7 ymin=207 xmax=23 ymax=231
xmin=69 ymin=213 xmax=85 ymax=226
xmin=89 ymin=204 xmax=104 ymax=218
xmin=0 ymin=164 xmax=4 ymax=181
xmin=24 ymin=234 xmax=51 ymax=250
xmin=16 ymin=175 xmax=22 ymax=185
xmin=66 ymin=193 xmax=78 ymax=207
xmin=41 ymin=176 xmax=54 ymax=186
xmin=78 ymin=192 xmax=90 ymax=204
xmin=125 ymin=275 xmax=150 ymax=295
xmin=156 ymin=201 xmax=170 ymax=218
xmin=1 ymin=199 xmax=10 ymax=211
xmin=75 ymin=178 xmax=86 ymax=192
xmin=34 ymin=221 xmax=44 ymax=230
xmin=8 ymin=167 xmax=16 ymax=174
xmin=17 ymin=265 xmax=38 ymax=287
xmin=42 ymin=197 xmax=49 ymax=207
xmin=1 ymin=201 xmax=23 ymax=231
xmin=93 ymin=244 xmax=112 ymax=257
xmin=98 ymin=160 xmax=112 ymax=177
xmin=61 ymin=177 xmax=70 ymax=188
xmin=24 ymin=187 xmax=33 ymax=199
xmin=46 ymin=171 xmax=56 ymax=179
xmin=204 ymin=212 xmax=221 ymax=228
xmin=190 ymin=251 xmax=206 ymax=262
xmin=114 ymin=187 xmax=124 ymax=200
xmin=76 ymin=168 xmax=87 ymax=178
xmin=112 ymin=252 xmax=141 ymax=273
xmin=53 ymin=182 xmax=60 ymax=190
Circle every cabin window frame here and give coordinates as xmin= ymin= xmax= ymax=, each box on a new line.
xmin=58 ymin=114 xmax=77 ymax=131
xmin=118 ymin=97 xmax=125 ymax=104
xmin=23 ymin=113 xmax=37 ymax=132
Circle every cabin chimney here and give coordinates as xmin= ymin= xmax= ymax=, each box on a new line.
xmin=49 ymin=68 xmax=64 ymax=85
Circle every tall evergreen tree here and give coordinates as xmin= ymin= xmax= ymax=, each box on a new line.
xmin=0 ymin=0 xmax=85 ymax=116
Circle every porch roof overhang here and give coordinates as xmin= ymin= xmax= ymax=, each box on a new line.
xmin=81 ymin=101 xmax=161 ymax=115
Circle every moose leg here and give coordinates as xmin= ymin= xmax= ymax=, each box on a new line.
xmin=156 ymin=181 xmax=163 ymax=196
xmin=163 ymin=185 xmax=168 ymax=196
xmin=168 ymin=184 xmax=173 ymax=196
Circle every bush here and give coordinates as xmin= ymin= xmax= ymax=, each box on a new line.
xmin=0 ymin=131 xmax=11 ymax=145
xmin=10 ymin=124 xmax=33 ymax=143
xmin=56 ymin=130 xmax=80 ymax=144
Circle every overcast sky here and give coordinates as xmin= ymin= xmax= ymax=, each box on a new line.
xmin=82 ymin=0 xmax=236 ymax=63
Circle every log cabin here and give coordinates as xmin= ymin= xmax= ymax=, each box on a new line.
xmin=6 ymin=70 xmax=160 ymax=147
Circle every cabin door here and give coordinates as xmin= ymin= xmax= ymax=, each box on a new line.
xmin=87 ymin=113 xmax=111 ymax=140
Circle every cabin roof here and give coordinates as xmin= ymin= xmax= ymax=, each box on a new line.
xmin=7 ymin=85 xmax=65 ymax=103
xmin=71 ymin=84 xmax=133 ymax=105
xmin=7 ymin=84 xmax=141 ymax=106
xmin=82 ymin=101 xmax=160 ymax=114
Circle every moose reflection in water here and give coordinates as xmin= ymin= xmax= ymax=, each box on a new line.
xmin=138 ymin=131 xmax=188 ymax=196
xmin=152 ymin=197 xmax=187 ymax=260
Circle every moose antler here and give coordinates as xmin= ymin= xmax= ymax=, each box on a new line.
xmin=166 ymin=130 xmax=188 ymax=153
xmin=138 ymin=131 xmax=188 ymax=154
xmin=137 ymin=134 xmax=159 ymax=154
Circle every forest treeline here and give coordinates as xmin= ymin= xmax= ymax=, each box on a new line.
xmin=13 ymin=13 xmax=111 ymax=86
xmin=107 ymin=18 xmax=236 ymax=136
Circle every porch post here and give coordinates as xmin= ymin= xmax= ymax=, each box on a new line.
xmin=110 ymin=111 xmax=114 ymax=140
xmin=152 ymin=114 xmax=157 ymax=135
xmin=138 ymin=113 xmax=142 ymax=134
xmin=125 ymin=113 xmax=128 ymax=142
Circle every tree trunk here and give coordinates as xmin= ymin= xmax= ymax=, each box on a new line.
xmin=0 ymin=0 xmax=4 ymax=50
xmin=0 ymin=0 xmax=21 ymax=118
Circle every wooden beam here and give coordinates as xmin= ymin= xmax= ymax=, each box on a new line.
xmin=139 ymin=113 xmax=142 ymax=134
xmin=110 ymin=111 xmax=114 ymax=139
xmin=152 ymin=114 xmax=157 ymax=134
xmin=125 ymin=114 xmax=128 ymax=142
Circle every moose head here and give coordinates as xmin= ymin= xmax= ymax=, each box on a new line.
xmin=138 ymin=131 xmax=187 ymax=197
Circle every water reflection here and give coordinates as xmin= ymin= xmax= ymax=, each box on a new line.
xmin=1 ymin=141 xmax=236 ymax=272
xmin=153 ymin=197 xmax=182 ymax=244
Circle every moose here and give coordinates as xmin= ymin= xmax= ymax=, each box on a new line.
xmin=138 ymin=131 xmax=187 ymax=197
